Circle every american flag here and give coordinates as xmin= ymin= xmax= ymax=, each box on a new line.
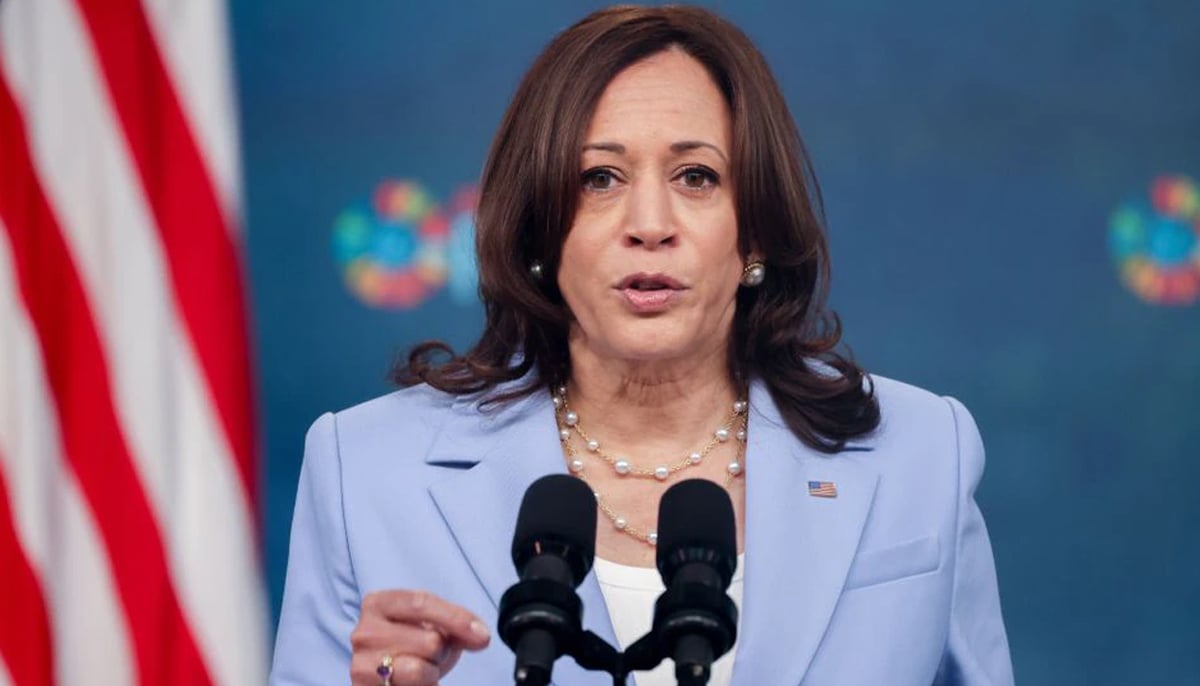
xmin=808 ymin=481 xmax=838 ymax=498
xmin=0 ymin=2 xmax=268 ymax=685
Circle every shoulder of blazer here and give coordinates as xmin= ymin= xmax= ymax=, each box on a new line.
xmin=328 ymin=379 xmax=552 ymax=469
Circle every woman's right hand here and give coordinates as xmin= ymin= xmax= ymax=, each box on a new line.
xmin=350 ymin=589 xmax=492 ymax=685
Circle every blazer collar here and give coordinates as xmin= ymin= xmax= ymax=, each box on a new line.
xmin=425 ymin=377 xmax=880 ymax=686
xmin=425 ymin=387 xmax=619 ymax=685
xmin=730 ymin=379 xmax=879 ymax=685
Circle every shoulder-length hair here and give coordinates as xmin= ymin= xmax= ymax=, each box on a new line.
xmin=395 ymin=5 xmax=879 ymax=453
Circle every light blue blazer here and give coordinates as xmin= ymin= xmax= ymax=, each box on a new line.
xmin=271 ymin=374 xmax=1014 ymax=685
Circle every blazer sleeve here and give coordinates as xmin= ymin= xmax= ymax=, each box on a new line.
xmin=934 ymin=398 xmax=1015 ymax=685
xmin=270 ymin=413 xmax=361 ymax=686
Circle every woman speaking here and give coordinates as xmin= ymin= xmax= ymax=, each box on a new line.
xmin=270 ymin=5 xmax=1013 ymax=685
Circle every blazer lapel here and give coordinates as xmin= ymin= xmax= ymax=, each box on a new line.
xmin=426 ymin=390 xmax=619 ymax=685
xmin=730 ymin=380 xmax=880 ymax=686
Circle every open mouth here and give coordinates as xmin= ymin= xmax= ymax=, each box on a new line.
xmin=616 ymin=273 xmax=684 ymax=291
xmin=615 ymin=273 xmax=685 ymax=312
xmin=629 ymin=279 xmax=670 ymax=291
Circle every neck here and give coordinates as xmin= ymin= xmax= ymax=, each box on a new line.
xmin=565 ymin=339 xmax=741 ymax=447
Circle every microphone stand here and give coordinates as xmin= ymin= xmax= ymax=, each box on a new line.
xmin=565 ymin=630 xmax=623 ymax=686
xmin=618 ymin=631 xmax=663 ymax=683
xmin=508 ymin=610 xmax=722 ymax=685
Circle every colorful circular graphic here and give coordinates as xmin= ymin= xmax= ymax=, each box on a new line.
xmin=333 ymin=180 xmax=450 ymax=308
xmin=1109 ymin=175 xmax=1200 ymax=306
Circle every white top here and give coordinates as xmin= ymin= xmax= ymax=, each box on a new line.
xmin=592 ymin=555 xmax=745 ymax=686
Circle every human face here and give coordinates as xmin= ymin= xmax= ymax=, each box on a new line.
xmin=558 ymin=49 xmax=743 ymax=368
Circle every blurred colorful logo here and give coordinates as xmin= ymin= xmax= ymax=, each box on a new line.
xmin=1109 ymin=175 xmax=1200 ymax=306
xmin=332 ymin=179 xmax=479 ymax=309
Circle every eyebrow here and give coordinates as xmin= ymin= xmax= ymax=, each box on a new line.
xmin=581 ymin=140 xmax=728 ymax=163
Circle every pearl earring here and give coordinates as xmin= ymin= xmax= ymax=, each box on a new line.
xmin=740 ymin=261 xmax=765 ymax=287
xmin=529 ymin=260 xmax=545 ymax=280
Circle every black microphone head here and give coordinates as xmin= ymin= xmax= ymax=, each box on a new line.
xmin=512 ymin=474 xmax=597 ymax=585
xmin=656 ymin=479 xmax=737 ymax=588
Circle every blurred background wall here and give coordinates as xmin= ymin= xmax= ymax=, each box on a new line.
xmin=230 ymin=2 xmax=1200 ymax=683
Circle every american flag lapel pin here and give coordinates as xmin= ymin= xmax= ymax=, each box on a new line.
xmin=808 ymin=480 xmax=837 ymax=498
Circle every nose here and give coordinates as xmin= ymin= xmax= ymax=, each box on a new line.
xmin=623 ymin=177 xmax=676 ymax=249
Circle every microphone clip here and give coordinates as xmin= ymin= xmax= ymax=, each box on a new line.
xmin=498 ymin=578 xmax=622 ymax=684
xmin=618 ymin=581 xmax=738 ymax=685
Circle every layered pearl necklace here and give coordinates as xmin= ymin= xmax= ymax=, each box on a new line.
xmin=552 ymin=385 xmax=747 ymax=546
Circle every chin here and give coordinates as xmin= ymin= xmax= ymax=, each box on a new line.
xmin=601 ymin=327 xmax=710 ymax=364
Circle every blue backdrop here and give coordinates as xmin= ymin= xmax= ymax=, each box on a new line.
xmin=230 ymin=2 xmax=1200 ymax=682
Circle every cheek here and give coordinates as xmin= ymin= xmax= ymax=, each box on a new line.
xmin=705 ymin=219 xmax=743 ymax=286
xmin=556 ymin=228 xmax=599 ymax=305
xmin=706 ymin=262 xmax=742 ymax=312
xmin=707 ymin=239 xmax=744 ymax=308
xmin=560 ymin=211 xmax=605 ymax=259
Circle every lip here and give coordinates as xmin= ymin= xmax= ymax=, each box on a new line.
xmin=615 ymin=272 xmax=686 ymax=290
xmin=614 ymin=272 xmax=686 ymax=314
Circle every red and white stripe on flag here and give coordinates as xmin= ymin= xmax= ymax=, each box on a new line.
xmin=0 ymin=1 xmax=268 ymax=685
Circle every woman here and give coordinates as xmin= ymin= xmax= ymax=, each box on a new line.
xmin=271 ymin=6 xmax=1013 ymax=686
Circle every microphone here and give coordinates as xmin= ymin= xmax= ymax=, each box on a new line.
xmin=652 ymin=479 xmax=738 ymax=686
xmin=498 ymin=474 xmax=597 ymax=686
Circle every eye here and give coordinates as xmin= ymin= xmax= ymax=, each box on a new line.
xmin=676 ymin=165 xmax=720 ymax=191
xmin=582 ymin=167 xmax=621 ymax=192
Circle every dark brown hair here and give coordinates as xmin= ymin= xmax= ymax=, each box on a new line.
xmin=395 ymin=4 xmax=879 ymax=452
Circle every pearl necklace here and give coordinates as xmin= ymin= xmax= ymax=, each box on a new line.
xmin=552 ymin=386 xmax=747 ymax=545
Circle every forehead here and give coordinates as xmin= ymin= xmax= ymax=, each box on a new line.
xmin=584 ymin=48 xmax=731 ymax=149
